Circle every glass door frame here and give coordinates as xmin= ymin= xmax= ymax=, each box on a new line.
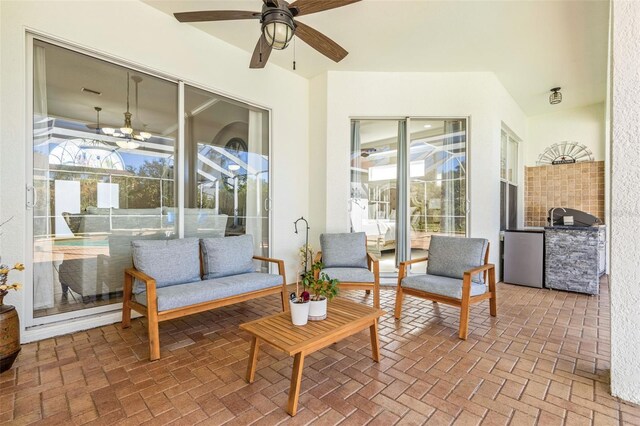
xmin=350 ymin=116 xmax=471 ymax=278
xmin=24 ymin=31 xmax=274 ymax=328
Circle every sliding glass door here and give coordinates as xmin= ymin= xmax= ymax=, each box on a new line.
xmin=350 ymin=120 xmax=401 ymax=274
xmin=32 ymin=40 xmax=179 ymax=320
xmin=29 ymin=38 xmax=271 ymax=325
xmin=183 ymin=85 xmax=270 ymax=259
xmin=350 ymin=118 xmax=468 ymax=276
xmin=408 ymin=119 xmax=468 ymax=273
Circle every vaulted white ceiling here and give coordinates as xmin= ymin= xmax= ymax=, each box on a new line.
xmin=143 ymin=0 xmax=609 ymax=116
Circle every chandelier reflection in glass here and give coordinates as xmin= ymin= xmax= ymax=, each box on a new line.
xmin=101 ymin=72 xmax=151 ymax=149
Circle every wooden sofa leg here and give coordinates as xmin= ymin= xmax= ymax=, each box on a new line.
xmin=146 ymin=284 xmax=160 ymax=361
xmin=122 ymin=272 xmax=132 ymax=329
xmin=394 ymin=287 xmax=403 ymax=318
xmin=373 ymin=258 xmax=381 ymax=309
xmin=459 ymin=298 xmax=470 ymax=340
xmin=373 ymin=281 xmax=380 ymax=309
xmin=148 ymin=314 xmax=160 ymax=361
xmin=488 ymin=268 xmax=497 ymax=317
xmin=459 ymin=275 xmax=473 ymax=340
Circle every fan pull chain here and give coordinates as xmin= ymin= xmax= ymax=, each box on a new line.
xmin=293 ymin=37 xmax=296 ymax=70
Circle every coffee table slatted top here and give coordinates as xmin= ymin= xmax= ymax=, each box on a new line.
xmin=239 ymin=298 xmax=385 ymax=356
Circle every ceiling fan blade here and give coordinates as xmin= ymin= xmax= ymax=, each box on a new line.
xmin=250 ymin=35 xmax=273 ymax=69
xmin=289 ymin=0 xmax=360 ymax=16
xmin=294 ymin=21 xmax=348 ymax=62
xmin=174 ymin=10 xmax=261 ymax=23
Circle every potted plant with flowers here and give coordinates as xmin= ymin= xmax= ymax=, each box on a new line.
xmin=0 ymin=262 xmax=24 ymax=373
xmin=302 ymin=261 xmax=339 ymax=321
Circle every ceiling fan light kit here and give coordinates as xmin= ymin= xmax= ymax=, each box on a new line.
xmin=262 ymin=6 xmax=296 ymax=50
xmin=174 ymin=0 xmax=361 ymax=69
xmin=97 ymin=72 xmax=153 ymax=149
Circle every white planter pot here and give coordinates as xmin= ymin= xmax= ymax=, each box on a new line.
xmin=289 ymin=300 xmax=310 ymax=326
xmin=308 ymin=297 xmax=327 ymax=321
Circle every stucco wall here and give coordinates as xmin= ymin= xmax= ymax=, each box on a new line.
xmin=307 ymin=74 xmax=328 ymax=248
xmin=610 ymin=0 xmax=640 ymax=405
xmin=525 ymin=103 xmax=606 ymax=167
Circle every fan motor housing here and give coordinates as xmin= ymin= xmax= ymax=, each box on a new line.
xmin=261 ymin=4 xmax=296 ymax=27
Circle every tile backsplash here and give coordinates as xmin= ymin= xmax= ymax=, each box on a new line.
xmin=525 ymin=161 xmax=605 ymax=227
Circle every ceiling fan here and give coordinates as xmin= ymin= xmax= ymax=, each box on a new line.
xmin=174 ymin=0 xmax=361 ymax=68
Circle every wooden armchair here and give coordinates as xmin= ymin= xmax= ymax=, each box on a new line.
xmin=394 ymin=236 xmax=496 ymax=339
xmin=314 ymin=232 xmax=380 ymax=308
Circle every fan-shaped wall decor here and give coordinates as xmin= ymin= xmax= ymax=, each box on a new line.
xmin=536 ymin=141 xmax=594 ymax=166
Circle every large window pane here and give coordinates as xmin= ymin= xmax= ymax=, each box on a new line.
xmin=183 ymin=85 xmax=270 ymax=260
xmin=409 ymin=119 xmax=467 ymax=273
xmin=350 ymin=120 xmax=400 ymax=274
xmin=32 ymin=40 xmax=178 ymax=319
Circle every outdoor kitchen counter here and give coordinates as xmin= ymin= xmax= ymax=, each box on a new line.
xmin=544 ymin=225 xmax=606 ymax=295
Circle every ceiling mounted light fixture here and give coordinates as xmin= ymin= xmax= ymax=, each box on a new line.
xmin=262 ymin=6 xmax=295 ymax=50
xmin=101 ymin=72 xmax=155 ymax=149
xmin=549 ymin=87 xmax=562 ymax=105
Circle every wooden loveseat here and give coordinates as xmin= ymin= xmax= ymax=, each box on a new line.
xmin=121 ymin=235 xmax=288 ymax=360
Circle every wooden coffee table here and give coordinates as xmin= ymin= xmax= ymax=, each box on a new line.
xmin=240 ymin=298 xmax=385 ymax=416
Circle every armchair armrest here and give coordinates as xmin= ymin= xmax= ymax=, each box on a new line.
xmin=462 ymin=264 xmax=495 ymax=298
xmin=124 ymin=268 xmax=157 ymax=313
xmin=367 ymin=251 xmax=379 ymax=269
xmin=399 ymin=256 xmax=429 ymax=267
xmin=253 ymin=255 xmax=283 ymax=264
xmin=253 ymin=256 xmax=287 ymax=283
xmin=397 ymin=256 xmax=429 ymax=281
xmin=125 ymin=267 xmax=156 ymax=289
xmin=463 ymin=263 xmax=495 ymax=278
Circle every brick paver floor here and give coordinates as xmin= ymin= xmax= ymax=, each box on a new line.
xmin=1 ymin=277 xmax=639 ymax=425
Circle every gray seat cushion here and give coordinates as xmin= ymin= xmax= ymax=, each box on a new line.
xmin=132 ymin=238 xmax=201 ymax=294
xmin=320 ymin=232 xmax=368 ymax=269
xmin=201 ymin=235 xmax=255 ymax=279
xmin=402 ymin=273 xmax=487 ymax=299
xmin=322 ymin=267 xmax=374 ymax=283
xmin=134 ymin=272 xmax=283 ymax=311
xmin=427 ymin=236 xmax=489 ymax=283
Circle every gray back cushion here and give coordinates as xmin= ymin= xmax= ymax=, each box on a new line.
xmin=427 ymin=236 xmax=488 ymax=283
xmin=320 ymin=232 xmax=368 ymax=269
xmin=201 ymin=234 xmax=255 ymax=279
xmin=132 ymin=238 xmax=201 ymax=290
